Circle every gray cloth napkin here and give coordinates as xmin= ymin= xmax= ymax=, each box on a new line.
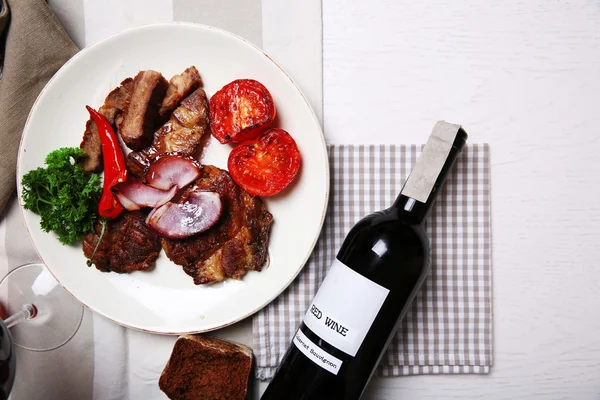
xmin=253 ymin=143 xmax=493 ymax=379
xmin=0 ymin=0 xmax=78 ymax=216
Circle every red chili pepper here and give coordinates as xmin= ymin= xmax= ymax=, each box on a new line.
xmin=86 ymin=106 xmax=127 ymax=219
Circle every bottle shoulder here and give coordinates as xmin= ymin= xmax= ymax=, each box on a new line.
xmin=349 ymin=208 xmax=426 ymax=241
xmin=338 ymin=208 xmax=429 ymax=269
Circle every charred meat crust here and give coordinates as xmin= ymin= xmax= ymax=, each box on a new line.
xmin=79 ymin=77 xmax=134 ymax=172
xmin=161 ymin=165 xmax=273 ymax=285
xmin=82 ymin=210 xmax=161 ymax=273
xmin=126 ymin=88 xmax=210 ymax=178
xmin=119 ymin=70 xmax=169 ymax=150
xmin=158 ymin=66 xmax=203 ymax=122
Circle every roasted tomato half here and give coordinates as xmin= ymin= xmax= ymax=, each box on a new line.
xmin=209 ymin=79 xmax=276 ymax=144
xmin=228 ymin=129 xmax=301 ymax=196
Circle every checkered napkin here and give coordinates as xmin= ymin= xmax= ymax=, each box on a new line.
xmin=252 ymin=144 xmax=492 ymax=380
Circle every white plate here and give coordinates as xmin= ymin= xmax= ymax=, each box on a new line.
xmin=16 ymin=23 xmax=328 ymax=334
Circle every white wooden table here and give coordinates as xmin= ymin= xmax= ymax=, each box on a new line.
xmin=12 ymin=0 xmax=600 ymax=398
xmin=324 ymin=1 xmax=600 ymax=398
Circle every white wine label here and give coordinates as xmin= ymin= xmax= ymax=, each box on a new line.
xmin=293 ymin=329 xmax=343 ymax=375
xmin=401 ymin=121 xmax=461 ymax=203
xmin=303 ymin=259 xmax=389 ymax=357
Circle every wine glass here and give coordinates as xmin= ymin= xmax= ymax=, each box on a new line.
xmin=0 ymin=262 xmax=84 ymax=398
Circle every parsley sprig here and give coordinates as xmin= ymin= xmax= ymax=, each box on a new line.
xmin=21 ymin=147 xmax=102 ymax=245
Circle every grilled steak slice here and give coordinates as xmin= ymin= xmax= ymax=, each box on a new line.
xmin=162 ymin=165 xmax=273 ymax=284
xmin=127 ymin=88 xmax=210 ymax=177
xmin=80 ymin=120 xmax=103 ymax=173
xmin=104 ymin=78 xmax=135 ymax=114
xmin=83 ymin=210 xmax=161 ymax=273
xmin=79 ymin=77 xmax=134 ymax=172
xmin=152 ymin=88 xmax=210 ymax=155
xmin=119 ymin=70 xmax=168 ymax=150
xmin=158 ymin=66 xmax=202 ymax=121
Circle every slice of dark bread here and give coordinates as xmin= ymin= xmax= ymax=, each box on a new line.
xmin=159 ymin=335 xmax=253 ymax=400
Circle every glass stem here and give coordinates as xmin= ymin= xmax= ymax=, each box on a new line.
xmin=4 ymin=303 xmax=37 ymax=329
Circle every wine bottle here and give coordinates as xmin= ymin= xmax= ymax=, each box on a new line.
xmin=261 ymin=121 xmax=468 ymax=400
xmin=0 ymin=320 xmax=15 ymax=400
